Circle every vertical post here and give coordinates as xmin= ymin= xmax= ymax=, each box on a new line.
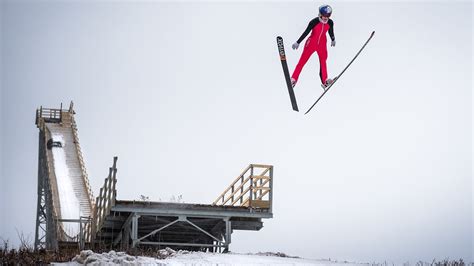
xmin=79 ymin=218 xmax=84 ymax=250
xmin=49 ymin=186 xmax=58 ymax=251
xmin=94 ymin=196 xmax=99 ymax=240
xmin=34 ymin=131 xmax=45 ymax=250
xmin=240 ymin=175 xmax=244 ymax=204
xmin=253 ymin=175 xmax=257 ymax=200
xmin=45 ymin=176 xmax=54 ymax=250
xmin=224 ymin=218 xmax=231 ymax=253
xmin=111 ymin=157 xmax=118 ymax=207
xmin=269 ymin=166 xmax=273 ymax=214
xmin=106 ymin=168 xmax=113 ymax=214
xmin=249 ymin=166 xmax=253 ymax=208
xmin=123 ymin=222 xmax=130 ymax=250
xmin=96 ymin=187 xmax=104 ymax=230
xmin=131 ymin=214 xmax=138 ymax=248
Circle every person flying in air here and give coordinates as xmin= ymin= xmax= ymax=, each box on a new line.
xmin=291 ymin=4 xmax=336 ymax=90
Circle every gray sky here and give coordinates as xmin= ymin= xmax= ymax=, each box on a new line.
xmin=1 ymin=0 xmax=472 ymax=263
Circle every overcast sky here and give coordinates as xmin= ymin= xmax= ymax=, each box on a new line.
xmin=1 ymin=0 xmax=472 ymax=263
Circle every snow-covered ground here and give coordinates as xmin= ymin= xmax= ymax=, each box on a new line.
xmin=51 ymin=134 xmax=83 ymax=237
xmin=54 ymin=249 xmax=365 ymax=265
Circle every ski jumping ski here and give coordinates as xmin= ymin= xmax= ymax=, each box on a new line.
xmin=305 ymin=31 xmax=375 ymax=115
xmin=277 ymin=36 xmax=299 ymax=112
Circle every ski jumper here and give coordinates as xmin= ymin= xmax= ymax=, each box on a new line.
xmin=291 ymin=18 xmax=335 ymax=84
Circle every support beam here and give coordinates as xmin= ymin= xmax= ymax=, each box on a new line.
xmin=111 ymin=213 xmax=134 ymax=247
xmin=35 ymin=131 xmax=48 ymax=250
xmin=224 ymin=218 xmax=231 ymax=252
xmin=113 ymin=232 xmax=122 ymax=246
xmin=131 ymin=214 xmax=140 ymax=248
xmin=111 ymin=206 xmax=273 ymax=219
xmin=137 ymin=218 xmax=179 ymax=242
xmin=140 ymin=242 xmax=226 ymax=248
xmin=185 ymin=218 xmax=223 ymax=244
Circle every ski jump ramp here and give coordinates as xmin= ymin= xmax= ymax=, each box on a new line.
xmin=35 ymin=103 xmax=95 ymax=250
xmin=34 ymin=103 xmax=273 ymax=252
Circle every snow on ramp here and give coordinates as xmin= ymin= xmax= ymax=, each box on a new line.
xmin=50 ymin=134 xmax=83 ymax=237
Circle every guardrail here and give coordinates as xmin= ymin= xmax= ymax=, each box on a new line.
xmin=212 ymin=164 xmax=273 ymax=211
xmin=35 ymin=104 xmax=66 ymax=126
xmin=69 ymin=103 xmax=95 ymax=242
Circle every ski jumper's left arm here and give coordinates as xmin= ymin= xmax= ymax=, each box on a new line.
xmin=328 ymin=19 xmax=335 ymax=42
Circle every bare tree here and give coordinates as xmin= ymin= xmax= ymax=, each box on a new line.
xmin=15 ymin=229 xmax=33 ymax=252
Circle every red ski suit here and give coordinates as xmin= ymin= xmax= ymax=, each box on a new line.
xmin=292 ymin=18 xmax=335 ymax=84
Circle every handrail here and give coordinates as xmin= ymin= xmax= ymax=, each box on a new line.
xmin=93 ymin=157 xmax=118 ymax=238
xmin=250 ymin=164 xmax=273 ymax=168
xmin=212 ymin=164 xmax=273 ymax=211
xmin=35 ymin=106 xmax=67 ymax=126
xmin=70 ymin=111 xmax=95 ymax=214
xmin=213 ymin=165 xmax=252 ymax=202
xmin=71 ymin=118 xmax=95 ymax=242
xmin=242 ymin=178 xmax=271 ymax=206
xmin=221 ymin=175 xmax=252 ymax=205
xmin=230 ymin=185 xmax=252 ymax=206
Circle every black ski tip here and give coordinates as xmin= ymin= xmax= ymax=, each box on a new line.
xmin=371 ymin=31 xmax=375 ymax=37
xmin=277 ymin=36 xmax=283 ymax=41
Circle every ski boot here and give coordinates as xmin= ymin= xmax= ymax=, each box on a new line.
xmin=291 ymin=78 xmax=297 ymax=88
xmin=321 ymin=76 xmax=338 ymax=90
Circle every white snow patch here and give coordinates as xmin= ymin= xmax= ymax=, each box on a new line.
xmin=70 ymin=250 xmax=163 ymax=265
xmin=54 ymin=249 xmax=366 ymax=265
xmin=51 ymin=134 xmax=83 ymax=237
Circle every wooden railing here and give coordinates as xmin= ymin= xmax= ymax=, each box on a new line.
xmin=69 ymin=103 xmax=95 ymax=241
xmin=212 ymin=164 xmax=273 ymax=211
xmin=71 ymin=119 xmax=95 ymax=242
xmin=94 ymin=157 xmax=118 ymax=237
xmin=35 ymin=104 xmax=65 ymax=126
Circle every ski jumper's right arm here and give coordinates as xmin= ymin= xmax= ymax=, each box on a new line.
xmin=296 ymin=18 xmax=319 ymax=44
